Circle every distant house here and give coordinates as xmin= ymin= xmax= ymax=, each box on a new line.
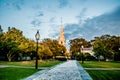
xmin=82 ymin=47 xmax=94 ymax=55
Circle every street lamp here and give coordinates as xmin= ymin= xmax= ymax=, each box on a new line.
xmin=62 ymin=50 xmax=63 ymax=56
xmin=81 ymin=45 xmax=84 ymax=64
xmin=70 ymin=51 xmax=73 ymax=60
xmin=35 ymin=30 xmax=40 ymax=69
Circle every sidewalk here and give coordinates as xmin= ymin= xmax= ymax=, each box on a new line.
xmin=24 ymin=60 xmax=92 ymax=80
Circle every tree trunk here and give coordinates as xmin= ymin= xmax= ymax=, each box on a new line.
xmin=98 ymin=56 xmax=100 ymax=62
xmin=39 ymin=56 xmax=42 ymax=60
xmin=7 ymin=54 xmax=12 ymax=62
xmin=8 ymin=58 xmax=11 ymax=62
xmin=7 ymin=52 xmax=15 ymax=62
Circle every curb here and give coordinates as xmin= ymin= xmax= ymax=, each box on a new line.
xmin=76 ymin=61 xmax=93 ymax=80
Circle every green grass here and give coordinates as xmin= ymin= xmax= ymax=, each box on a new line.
xmin=79 ymin=61 xmax=120 ymax=80
xmin=87 ymin=70 xmax=120 ymax=80
xmin=0 ymin=67 xmax=39 ymax=80
xmin=0 ymin=60 xmax=63 ymax=80
xmin=0 ymin=60 xmax=63 ymax=67
xmin=80 ymin=61 xmax=120 ymax=68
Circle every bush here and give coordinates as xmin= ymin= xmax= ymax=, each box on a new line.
xmin=114 ymin=52 xmax=120 ymax=61
xmin=55 ymin=56 xmax=67 ymax=61
xmin=84 ymin=53 xmax=96 ymax=61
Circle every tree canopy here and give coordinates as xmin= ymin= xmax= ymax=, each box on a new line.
xmin=0 ymin=25 xmax=120 ymax=61
xmin=93 ymin=34 xmax=120 ymax=61
xmin=0 ymin=26 xmax=67 ymax=61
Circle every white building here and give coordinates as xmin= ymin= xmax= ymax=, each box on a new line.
xmin=82 ymin=47 xmax=94 ymax=55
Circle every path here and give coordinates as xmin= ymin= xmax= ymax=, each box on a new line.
xmin=24 ymin=60 xmax=92 ymax=80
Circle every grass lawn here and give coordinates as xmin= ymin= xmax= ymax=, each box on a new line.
xmin=0 ymin=67 xmax=39 ymax=80
xmin=0 ymin=60 xmax=63 ymax=67
xmin=80 ymin=61 xmax=120 ymax=68
xmin=0 ymin=60 xmax=63 ymax=80
xmin=79 ymin=61 xmax=120 ymax=80
xmin=88 ymin=70 xmax=120 ymax=80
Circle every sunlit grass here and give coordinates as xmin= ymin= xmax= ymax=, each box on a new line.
xmin=0 ymin=67 xmax=39 ymax=80
xmin=79 ymin=61 xmax=120 ymax=68
xmin=0 ymin=60 xmax=63 ymax=67
xmin=0 ymin=60 xmax=63 ymax=80
xmin=79 ymin=61 xmax=120 ymax=80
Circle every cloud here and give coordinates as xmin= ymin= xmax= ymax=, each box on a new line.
xmin=31 ymin=11 xmax=44 ymax=27
xmin=49 ymin=17 xmax=55 ymax=23
xmin=77 ymin=8 xmax=87 ymax=24
xmin=32 ymin=4 xmax=41 ymax=10
xmin=31 ymin=19 xmax=42 ymax=27
xmin=62 ymin=7 xmax=120 ymax=41
xmin=64 ymin=24 xmax=84 ymax=40
xmin=14 ymin=4 xmax=21 ymax=10
xmin=0 ymin=0 xmax=24 ymax=10
xmin=36 ymin=11 xmax=44 ymax=17
xmin=80 ymin=0 xmax=87 ymax=4
xmin=58 ymin=0 xmax=69 ymax=8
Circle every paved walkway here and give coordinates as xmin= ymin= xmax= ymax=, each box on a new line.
xmin=24 ymin=60 xmax=92 ymax=80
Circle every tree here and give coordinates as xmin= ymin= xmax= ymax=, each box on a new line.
xmin=6 ymin=41 xmax=19 ymax=61
xmin=1 ymin=27 xmax=31 ymax=61
xmin=42 ymin=38 xmax=66 ymax=58
xmin=0 ymin=40 xmax=19 ymax=61
xmin=69 ymin=38 xmax=90 ymax=59
xmin=84 ymin=53 xmax=95 ymax=61
xmin=93 ymin=39 xmax=105 ymax=61
xmin=93 ymin=34 xmax=119 ymax=61
xmin=38 ymin=43 xmax=53 ymax=60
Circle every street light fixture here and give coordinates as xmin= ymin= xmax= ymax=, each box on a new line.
xmin=81 ymin=45 xmax=84 ymax=64
xmin=35 ymin=30 xmax=40 ymax=69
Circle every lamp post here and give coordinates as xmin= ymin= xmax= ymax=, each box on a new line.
xmin=118 ymin=35 xmax=120 ymax=50
xmin=35 ymin=30 xmax=40 ymax=69
xmin=81 ymin=45 xmax=84 ymax=64
xmin=62 ymin=50 xmax=63 ymax=56
xmin=70 ymin=51 xmax=73 ymax=60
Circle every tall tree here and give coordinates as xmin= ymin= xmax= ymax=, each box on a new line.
xmin=1 ymin=27 xmax=29 ymax=61
xmin=93 ymin=34 xmax=119 ymax=61
xmin=37 ymin=43 xmax=53 ymax=60
xmin=0 ymin=40 xmax=19 ymax=61
xmin=69 ymin=38 xmax=90 ymax=57
xmin=42 ymin=38 xmax=66 ymax=58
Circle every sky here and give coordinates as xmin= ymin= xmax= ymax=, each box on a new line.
xmin=0 ymin=0 xmax=120 ymax=46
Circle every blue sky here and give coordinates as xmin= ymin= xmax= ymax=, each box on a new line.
xmin=0 ymin=0 xmax=120 ymax=45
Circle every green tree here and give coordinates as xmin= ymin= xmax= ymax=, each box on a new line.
xmin=0 ymin=40 xmax=19 ymax=61
xmin=37 ymin=43 xmax=53 ymax=60
xmin=93 ymin=34 xmax=119 ymax=61
xmin=6 ymin=41 xmax=19 ymax=61
xmin=1 ymin=27 xmax=31 ymax=61
xmin=42 ymin=38 xmax=66 ymax=58
xmin=93 ymin=39 xmax=105 ymax=61
xmin=69 ymin=38 xmax=90 ymax=59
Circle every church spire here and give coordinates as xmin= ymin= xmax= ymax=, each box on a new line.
xmin=59 ymin=18 xmax=65 ymax=46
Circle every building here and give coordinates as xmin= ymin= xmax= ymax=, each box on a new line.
xmin=82 ymin=47 xmax=94 ymax=55
xmin=59 ymin=19 xmax=65 ymax=46
xmin=58 ymin=19 xmax=70 ymax=58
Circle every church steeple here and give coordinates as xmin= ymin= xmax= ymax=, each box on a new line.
xmin=59 ymin=18 xmax=65 ymax=46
